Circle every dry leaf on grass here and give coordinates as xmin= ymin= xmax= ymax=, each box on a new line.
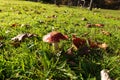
xmin=98 ymin=43 xmax=108 ymax=50
xmin=11 ymin=34 xmax=28 ymax=42
xmin=11 ymin=23 xmax=19 ymax=27
xmin=72 ymin=35 xmax=108 ymax=50
xmin=86 ymin=23 xmax=93 ymax=28
xmin=94 ymin=24 xmax=104 ymax=27
xmin=88 ymin=40 xmax=108 ymax=49
xmin=86 ymin=23 xmax=104 ymax=28
xmin=72 ymin=35 xmax=86 ymax=50
xmin=101 ymin=30 xmax=111 ymax=36
xmin=11 ymin=33 xmax=37 ymax=42
xmin=88 ymin=39 xmax=98 ymax=48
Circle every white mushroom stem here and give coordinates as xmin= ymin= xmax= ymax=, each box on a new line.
xmin=101 ymin=69 xmax=112 ymax=80
xmin=52 ymin=42 xmax=59 ymax=51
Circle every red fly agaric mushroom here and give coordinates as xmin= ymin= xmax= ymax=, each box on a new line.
xmin=43 ymin=31 xmax=68 ymax=50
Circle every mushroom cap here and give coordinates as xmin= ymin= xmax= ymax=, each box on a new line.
xmin=43 ymin=31 xmax=68 ymax=43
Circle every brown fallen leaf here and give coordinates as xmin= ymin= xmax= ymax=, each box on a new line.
xmin=72 ymin=35 xmax=108 ymax=51
xmin=98 ymin=43 xmax=108 ymax=49
xmin=88 ymin=39 xmax=98 ymax=48
xmin=105 ymin=16 xmax=120 ymax=20
xmin=11 ymin=33 xmax=37 ymax=42
xmin=94 ymin=24 xmax=104 ymax=27
xmin=101 ymin=30 xmax=111 ymax=36
xmin=11 ymin=33 xmax=28 ymax=42
xmin=11 ymin=23 xmax=19 ymax=27
xmin=86 ymin=23 xmax=104 ymax=28
xmin=88 ymin=39 xmax=108 ymax=49
xmin=72 ymin=35 xmax=86 ymax=50
xmin=86 ymin=23 xmax=93 ymax=28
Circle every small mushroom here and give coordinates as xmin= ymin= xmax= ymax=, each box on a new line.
xmin=43 ymin=31 xmax=68 ymax=51
xmin=101 ymin=30 xmax=111 ymax=36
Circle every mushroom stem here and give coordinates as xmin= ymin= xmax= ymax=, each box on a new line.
xmin=52 ymin=42 xmax=59 ymax=51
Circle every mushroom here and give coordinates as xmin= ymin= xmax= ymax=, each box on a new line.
xmin=43 ymin=31 xmax=68 ymax=51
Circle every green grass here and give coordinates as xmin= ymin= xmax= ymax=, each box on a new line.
xmin=0 ymin=0 xmax=120 ymax=80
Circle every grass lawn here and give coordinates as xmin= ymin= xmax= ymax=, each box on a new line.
xmin=0 ymin=0 xmax=120 ymax=79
